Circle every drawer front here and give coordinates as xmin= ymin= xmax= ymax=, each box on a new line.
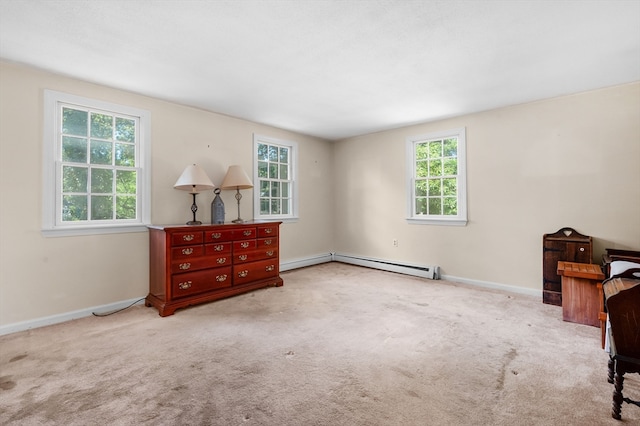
xmin=257 ymin=225 xmax=278 ymax=238
xmin=257 ymin=237 xmax=278 ymax=248
xmin=171 ymin=231 xmax=204 ymax=246
xmin=171 ymin=267 xmax=233 ymax=298
xmin=233 ymin=258 xmax=279 ymax=285
xmin=235 ymin=227 xmax=257 ymax=239
xmin=171 ymin=245 xmax=205 ymax=260
xmin=233 ymin=239 xmax=257 ymax=252
xmin=204 ymin=242 xmax=233 ymax=255
xmin=171 ymin=255 xmax=231 ymax=273
xmin=260 ymin=247 xmax=278 ymax=260
xmin=233 ymin=248 xmax=277 ymax=264
xmin=206 ymin=229 xmax=235 ymax=242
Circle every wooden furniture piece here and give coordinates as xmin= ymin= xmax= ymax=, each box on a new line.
xmin=542 ymin=228 xmax=592 ymax=306
xmin=146 ymin=221 xmax=283 ymax=316
xmin=600 ymin=267 xmax=640 ymax=348
xmin=556 ymin=261 xmax=604 ymax=327
xmin=604 ymin=277 xmax=640 ymax=420
xmin=602 ymin=248 xmax=640 ymax=277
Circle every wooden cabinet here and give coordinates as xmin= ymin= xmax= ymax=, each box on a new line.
xmin=146 ymin=221 xmax=283 ymax=316
xmin=557 ymin=261 xmax=604 ymax=327
xmin=542 ymin=227 xmax=592 ymax=306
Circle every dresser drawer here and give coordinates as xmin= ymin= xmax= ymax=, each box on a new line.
xmin=234 ymin=248 xmax=278 ymax=264
xmin=206 ymin=229 xmax=235 ymax=242
xmin=171 ymin=255 xmax=231 ymax=273
xmin=233 ymin=239 xmax=257 ymax=252
xmin=233 ymin=258 xmax=279 ymax=285
xmin=171 ymin=231 xmax=203 ymax=246
xmin=234 ymin=227 xmax=256 ymax=239
xmin=205 ymin=242 xmax=233 ymax=255
xmin=257 ymin=225 xmax=278 ymax=238
xmin=171 ymin=267 xmax=233 ymax=298
xmin=171 ymin=245 xmax=205 ymax=260
xmin=257 ymin=237 xmax=278 ymax=248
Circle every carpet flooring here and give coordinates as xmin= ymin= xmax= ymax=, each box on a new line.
xmin=1 ymin=262 xmax=638 ymax=425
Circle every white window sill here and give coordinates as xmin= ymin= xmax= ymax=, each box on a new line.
xmin=42 ymin=224 xmax=149 ymax=237
xmin=254 ymin=216 xmax=299 ymax=224
xmin=406 ymin=217 xmax=467 ymax=226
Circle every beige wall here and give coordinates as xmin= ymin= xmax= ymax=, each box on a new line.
xmin=0 ymin=61 xmax=334 ymax=327
xmin=1 ymin=59 xmax=638 ymax=330
xmin=333 ymin=82 xmax=640 ymax=291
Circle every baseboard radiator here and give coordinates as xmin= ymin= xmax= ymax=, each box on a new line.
xmin=332 ymin=253 xmax=440 ymax=280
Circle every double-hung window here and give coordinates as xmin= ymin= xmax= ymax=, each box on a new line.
xmin=406 ymin=128 xmax=467 ymax=226
xmin=43 ymin=90 xmax=151 ymax=236
xmin=253 ymin=134 xmax=298 ymax=221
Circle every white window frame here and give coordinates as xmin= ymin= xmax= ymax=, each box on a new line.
xmin=406 ymin=127 xmax=467 ymax=226
xmin=253 ymin=134 xmax=299 ymax=222
xmin=42 ymin=90 xmax=151 ymax=237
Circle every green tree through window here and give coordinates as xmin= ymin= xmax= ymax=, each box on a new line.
xmin=253 ymin=134 xmax=298 ymax=221
xmin=61 ymin=107 xmax=138 ymax=222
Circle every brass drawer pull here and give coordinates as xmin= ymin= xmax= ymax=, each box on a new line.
xmin=264 ymin=239 xmax=272 ymax=245
xmin=181 ymin=248 xmax=193 ymax=255
xmin=216 ymin=274 xmax=227 ymax=282
xmin=217 ymin=258 xmax=226 ymax=264
xmin=182 ymin=234 xmax=194 ymax=242
xmin=239 ymin=255 xmax=248 ymax=261
xmin=213 ymin=244 xmax=224 ymax=251
xmin=266 ymin=265 xmax=275 ymax=272
xmin=179 ymin=281 xmax=192 ymax=290
xmin=264 ymin=228 xmax=273 ymax=234
xmin=241 ymin=242 xmax=250 ymax=249
xmin=266 ymin=250 xmax=274 ymax=256
xmin=211 ymin=233 xmax=222 ymax=239
xmin=243 ymin=230 xmax=252 ymax=236
xmin=238 ymin=270 xmax=249 ymax=278
xmin=179 ymin=263 xmax=191 ymax=270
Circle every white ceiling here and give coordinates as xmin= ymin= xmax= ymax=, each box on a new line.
xmin=1 ymin=1 xmax=639 ymax=141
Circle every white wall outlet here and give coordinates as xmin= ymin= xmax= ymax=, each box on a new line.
xmin=393 ymin=238 xmax=398 ymax=247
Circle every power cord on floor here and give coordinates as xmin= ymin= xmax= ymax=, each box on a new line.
xmin=92 ymin=298 xmax=146 ymax=317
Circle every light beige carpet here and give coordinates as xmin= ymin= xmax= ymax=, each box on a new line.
xmin=1 ymin=262 xmax=638 ymax=425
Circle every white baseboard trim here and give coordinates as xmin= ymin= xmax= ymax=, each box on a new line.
xmin=0 ymin=297 xmax=146 ymax=336
xmin=440 ymin=274 xmax=541 ymax=298
xmin=332 ymin=252 xmax=540 ymax=298
xmin=280 ymin=253 xmax=333 ymax=272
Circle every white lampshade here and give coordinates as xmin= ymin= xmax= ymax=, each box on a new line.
xmin=221 ymin=165 xmax=253 ymax=190
xmin=174 ymin=164 xmax=215 ymax=193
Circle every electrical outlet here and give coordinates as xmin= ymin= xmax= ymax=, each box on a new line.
xmin=393 ymin=238 xmax=398 ymax=247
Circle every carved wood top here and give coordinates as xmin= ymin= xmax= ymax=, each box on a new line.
xmin=557 ymin=261 xmax=604 ymax=280
xmin=543 ymin=227 xmax=591 ymax=243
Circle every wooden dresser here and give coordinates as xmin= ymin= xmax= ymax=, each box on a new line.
xmin=146 ymin=221 xmax=283 ymax=316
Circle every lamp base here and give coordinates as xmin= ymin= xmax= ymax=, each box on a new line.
xmin=186 ymin=220 xmax=202 ymax=225
xmin=231 ymin=218 xmax=244 ymax=223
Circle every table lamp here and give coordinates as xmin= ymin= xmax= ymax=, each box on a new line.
xmin=221 ymin=165 xmax=253 ymax=223
xmin=174 ymin=164 xmax=215 ymax=225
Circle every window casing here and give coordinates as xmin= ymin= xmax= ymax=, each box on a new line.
xmin=253 ymin=134 xmax=298 ymax=222
xmin=406 ymin=128 xmax=467 ymax=226
xmin=43 ymin=90 xmax=151 ymax=236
